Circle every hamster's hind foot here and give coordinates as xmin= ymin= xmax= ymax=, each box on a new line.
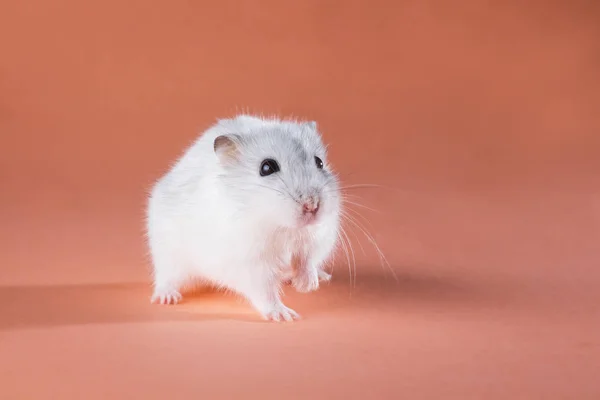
xmin=150 ymin=287 xmax=183 ymax=305
xmin=262 ymin=303 xmax=301 ymax=322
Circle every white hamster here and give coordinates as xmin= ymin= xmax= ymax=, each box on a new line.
xmin=145 ymin=114 xmax=341 ymax=321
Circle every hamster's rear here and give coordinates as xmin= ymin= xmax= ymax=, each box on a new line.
xmin=145 ymin=114 xmax=341 ymax=321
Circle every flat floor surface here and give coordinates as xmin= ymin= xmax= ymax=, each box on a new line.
xmin=1 ymin=1 xmax=600 ymax=399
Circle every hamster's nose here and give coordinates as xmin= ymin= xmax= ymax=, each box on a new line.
xmin=302 ymin=199 xmax=320 ymax=215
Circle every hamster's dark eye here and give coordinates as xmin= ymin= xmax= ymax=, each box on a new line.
xmin=314 ymin=156 xmax=324 ymax=169
xmin=260 ymin=159 xmax=280 ymax=177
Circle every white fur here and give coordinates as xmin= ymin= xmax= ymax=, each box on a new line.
xmin=145 ymin=114 xmax=341 ymax=321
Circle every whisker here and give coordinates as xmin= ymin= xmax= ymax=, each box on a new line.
xmin=240 ymin=183 xmax=289 ymax=198
xmin=338 ymin=184 xmax=385 ymax=190
xmin=343 ymin=206 xmax=374 ymax=229
xmin=340 ymin=211 xmax=367 ymax=256
xmin=340 ymin=195 xmax=379 ymax=229
xmin=341 ymin=209 xmax=398 ymax=282
xmin=323 ymin=182 xmax=403 ymax=196
xmin=275 ymin=175 xmax=302 ymax=205
xmin=324 ymin=183 xmax=393 ymax=193
xmin=336 ymin=230 xmax=352 ymax=290
xmin=338 ymin=224 xmax=357 ymax=288
xmin=342 ymin=198 xmax=380 ymax=214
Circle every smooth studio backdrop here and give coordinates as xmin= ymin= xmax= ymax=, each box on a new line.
xmin=1 ymin=1 xmax=599 ymax=399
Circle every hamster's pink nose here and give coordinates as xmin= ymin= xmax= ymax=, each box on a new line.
xmin=302 ymin=200 xmax=320 ymax=215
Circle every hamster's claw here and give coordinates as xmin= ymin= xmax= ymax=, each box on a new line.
xmin=263 ymin=304 xmax=301 ymax=322
xmin=318 ymin=269 xmax=332 ymax=282
xmin=150 ymin=289 xmax=182 ymax=305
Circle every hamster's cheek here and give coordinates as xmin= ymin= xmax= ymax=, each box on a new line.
xmin=254 ymin=193 xmax=298 ymax=228
xmin=282 ymin=205 xmax=304 ymax=229
xmin=322 ymin=190 xmax=342 ymax=215
xmin=273 ymin=200 xmax=303 ymax=229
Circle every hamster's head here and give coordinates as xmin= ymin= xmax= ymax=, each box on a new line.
xmin=214 ymin=119 xmax=341 ymax=230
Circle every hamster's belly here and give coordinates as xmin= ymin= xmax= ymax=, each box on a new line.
xmin=180 ymin=220 xmax=301 ymax=280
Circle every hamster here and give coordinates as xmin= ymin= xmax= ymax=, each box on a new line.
xmin=145 ymin=114 xmax=341 ymax=321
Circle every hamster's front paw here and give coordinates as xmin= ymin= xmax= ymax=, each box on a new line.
xmin=292 ymin=267 xmax=320 ymax=293
xmin=280 ymin=268 xmax=295 ymax=285
xmin=262 ymin=303 xmax=300 ymax=322
xmin=150 ymin=287 xmax=182 ymax=305
xmin=318 ymin=269 xmax=332 ymax=282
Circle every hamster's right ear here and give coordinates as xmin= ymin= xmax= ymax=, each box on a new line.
xmin=214 ymin=134 xmax=242 ymax=164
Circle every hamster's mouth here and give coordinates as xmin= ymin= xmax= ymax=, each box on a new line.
xmin=296 ymin=196 xmax=322 ymax=227
xmin=297 ymin=212 xmax=319 ymax=227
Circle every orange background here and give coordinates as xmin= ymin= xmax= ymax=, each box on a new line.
xmin=1 ymin=0 xmax=599 ymax=398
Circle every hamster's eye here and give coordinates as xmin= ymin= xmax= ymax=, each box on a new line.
xmin=314 ymin=156 xmax=324 ymax=169
xmin=260 ymin=159 xmax=280 ymax=177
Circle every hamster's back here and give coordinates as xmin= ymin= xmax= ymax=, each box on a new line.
xmin=147 ymin=115 xmax=272 ymax=226
xmin=159 ymin=114 xmax=271 ymax=185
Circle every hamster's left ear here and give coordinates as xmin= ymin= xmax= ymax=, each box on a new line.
xmin=214 ymin=134 xmax=242 ymax=164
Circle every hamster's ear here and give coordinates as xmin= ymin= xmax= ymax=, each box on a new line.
xmin=305 ymin=121 xmax=317 ymax=130
xmin=214 ymin=134 xmax=241 ymax=163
